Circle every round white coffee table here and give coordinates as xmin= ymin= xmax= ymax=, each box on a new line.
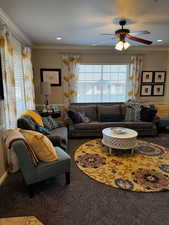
xmin=102 ymin=127 xmax=138 ymax=155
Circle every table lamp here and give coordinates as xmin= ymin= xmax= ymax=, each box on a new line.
xmin=41 ymin=82 xmax=51 ymax=110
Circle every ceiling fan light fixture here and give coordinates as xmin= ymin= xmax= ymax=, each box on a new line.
xmin=115 ymin=41 xmax=124 ymax=51
xmin=123 ymin=41 xmax=130 ymax=49
xmin=115 ymin=40 xmax=130 ymax=51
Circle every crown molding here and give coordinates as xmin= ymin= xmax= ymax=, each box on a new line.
xmin=0 ymin=8 xmax=32 ymax=46
xmin=33 ymin=44 xmax=169 ymax=52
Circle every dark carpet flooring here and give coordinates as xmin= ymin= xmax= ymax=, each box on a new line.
xmin=1 ymin=134 xmax=169 ymax=225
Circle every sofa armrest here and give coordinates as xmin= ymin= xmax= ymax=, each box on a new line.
xmin=152 ymin=116 xmax=160 ymax=124
xmin=64 ymin=117 xmax=74 ymax=127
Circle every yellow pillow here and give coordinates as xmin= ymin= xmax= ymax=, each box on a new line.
xmin=20 ymin=129 xmax=58 ymax=162
xmin=155 ymin=104 xmax=169 ymax=118
xmin=21 ymin=110 xmax=44 ymax=127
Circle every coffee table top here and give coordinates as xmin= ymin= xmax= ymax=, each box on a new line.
xmin=102 ymin=127 xmax=138 ymax=139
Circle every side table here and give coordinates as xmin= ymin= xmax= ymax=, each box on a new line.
xmin=38 ymin=111 xmax=61 ymax=118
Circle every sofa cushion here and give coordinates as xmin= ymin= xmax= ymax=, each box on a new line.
xmin=74 ymin=121 xmax=153 ymax=130
xmin=120 ymin=104 xmax=127 ymax=118
xmin=20 ymin=130 xmax=58 ymax=162
xmin=70 ymin=105 xmax=97 ymax=121
xmin=97 ymin=105 xmax=123 ymax=122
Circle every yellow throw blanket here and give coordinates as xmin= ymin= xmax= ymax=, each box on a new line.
xmin=21 ymin=110 xmax=44 ymax=127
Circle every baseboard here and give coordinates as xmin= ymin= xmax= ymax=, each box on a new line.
xmin=0 ymin=171 xmax=8 ymax=186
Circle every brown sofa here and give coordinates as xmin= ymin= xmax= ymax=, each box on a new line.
xmin=67 ymin=103 xmax=158 ymax=138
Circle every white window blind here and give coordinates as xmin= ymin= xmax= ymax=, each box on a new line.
xmin=77 ymin=64 xmax=128 ymax=103
xmin=12 ymin=38 xmax=26 ymax=116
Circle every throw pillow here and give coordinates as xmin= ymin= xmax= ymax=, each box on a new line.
xmin=140 ymin=106 xmax=157 ymax=122
xmin=68 ymin=110 xmax=82 ymax=123
xmin=155 ymin=104 xmax=169 ymax=118
xmin=20 ymin=129 xmax=58 ymax=162
xmin=125 ymin=106 xmax=136 ymax=121
xmin=79 ymin=112 xmax=91 ymax=123
xmin=42 ymin=116 xmax=60 ymax=130
xmin=36 ymin=125 xmax=51 ymax=135
xmin=125 ymin=102 xmax=141 ymax=122
xmin=21 ymin=110 xmax=44 ymax=127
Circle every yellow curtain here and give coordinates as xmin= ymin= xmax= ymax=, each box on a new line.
xmin=128 ymin=56 xmax=143 ymax=100
xmin=22 ymin=47 xmax=35 ymax=110
xmin=62 ymin=55 xmax=80 ymax=115
xmin=0 ymin=29 xmax=17 ymax=128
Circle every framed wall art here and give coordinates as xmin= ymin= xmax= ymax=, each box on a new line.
xmin=140 ymin=84 xmax=152 ymax=96
xmin=140 ymin=70 xmax=166 ymax=97
xmin=40 ymin=68 xmax=61 ymax=86
xmin=141 ymin=71 xmax=153 ymax=83
xmin=154 ymin=71 xmax=166 ymax=83
xmin=153 ymin=84 xmax=165 ymax=96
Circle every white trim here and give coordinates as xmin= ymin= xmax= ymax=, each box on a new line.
xmin=0 ymin=8 xmax=32 ymax=46
xmin=0 ymin=171 xmax=8 ymax=186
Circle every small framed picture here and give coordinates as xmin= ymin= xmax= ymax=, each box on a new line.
xmin=154 ymin=71 xmax=166 ymax=83
xmin=140 ymin=85 xmax=152 ymax=96
xmin=153 ymin=84 xmax=165 ymax=96
xmin=40 ymin=68 xmax=61 ymax=86
xmin=141 ymin=71 xmax=153 ymax=83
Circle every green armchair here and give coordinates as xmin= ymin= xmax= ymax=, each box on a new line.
xmin=12 ymin=140 xmax=71 ymax=196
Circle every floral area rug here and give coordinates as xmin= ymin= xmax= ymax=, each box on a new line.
xmin=74 ymin=139 xmax=169 ymax=192
xmin=0 ymin=216 xmax=44 ymax=225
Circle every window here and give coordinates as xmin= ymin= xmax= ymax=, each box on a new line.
xmin=12 ymin=38 xmax=26 ymax=116
xmin=77 ymin=64 xmax=128 ymax=103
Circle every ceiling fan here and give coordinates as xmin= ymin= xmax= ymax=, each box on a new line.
xmin=101 ymin=19 xmax=153 ymax=51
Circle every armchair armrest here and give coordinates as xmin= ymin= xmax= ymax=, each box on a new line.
xmin=47 ymin=134 xmax=67 ymax=150
xmin=12 ymin=140 xmax=37 ymax=184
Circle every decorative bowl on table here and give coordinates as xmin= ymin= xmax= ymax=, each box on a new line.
xmin=112 ymin=128 xmax=127 ymax=134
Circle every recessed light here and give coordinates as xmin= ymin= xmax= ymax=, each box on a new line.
xmin=56 ymin=36 xmax=63 ymax=40
xmin=157 ymin=39 xmax=163 ymax=42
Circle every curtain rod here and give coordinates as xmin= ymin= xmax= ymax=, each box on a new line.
xmin=0 ymin=23 xmax=32 ymax=49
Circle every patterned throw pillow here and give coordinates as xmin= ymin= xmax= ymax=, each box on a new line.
xmin=42 ymin=116 xmax=60 ymax=130
xmin=36 ymin=125 xmax=51 ymax=135
xmin=79 ymin=112 xmax=91 ymax=123
xmin=20 ymin=129 xmax=58 ymax=162
xmin=125 ymin=104 xmax=141 ymax=122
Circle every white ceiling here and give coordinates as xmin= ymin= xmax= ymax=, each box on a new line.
xmin=1 ymin=0 xmax=169 ymax=46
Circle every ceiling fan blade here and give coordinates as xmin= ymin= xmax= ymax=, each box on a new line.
xmin=130 ymin=30 xmax=151 ymax=35
xmin=100 ymin=33 xmax=115 ymax=36
xmin=127 ymin=34 xmax=152 ymax=45
xmin=92 ymin=37 xmax=116 ymax=45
